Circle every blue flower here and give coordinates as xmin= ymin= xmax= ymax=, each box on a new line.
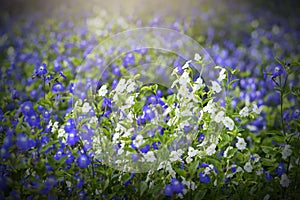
xmin=59 ymin=71 xmax=67 ymax=79
xmin=67 ymin=130 xmax=79 ymax=146
xmin=198 ymin=133 xmax=204 ymax=142
xmin=147 ymin=95 xmax=158 ymax=104
xmin=199 ymin=172 xmax=210 ymax=183
xmin=265 ymin=172 xmax=273 ymax=181
xmin=276 ymin=162 xmax=286 ymax=176
xmin=142 ymin=105 xmax=155 ymax=121
xmin=292 ymin=108 xmax=300 ymax=119
xmin=77 ymin=154 xmax=91 ymax=168
xmin=140 ymin=144 xmax=150 ymax=153
xmin=21 ymin=101 xmax=35 ymax=116
xmin=25 ymin=113 xmax=41 ymax=127
xmin=164 ymin=184 xmax=173 ymax=196
xmin=35 ymin=63 xmax=47 ymax=77
xmin=170 ymin=178 xmax=184 ymax=194
xmin=131 ymin=153 xmax=139 ymax=162
xmin=16 ymin=133 xmax=35 ymax=151
xmin=64 ymin=118 xmax=76 ymax=133
xmin=272 ymin=65 xmax=284 ymax=78
xmin=52 ymin=82 xmax=64 ymax=92
xmin=152 ymin=141 xmax=160 ymax=150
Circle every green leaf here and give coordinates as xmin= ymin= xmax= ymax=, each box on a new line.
xmin=261 ymin=146 xmax=274 ymax=154
xmin=140 ymin=182 xmax=148 ymax=196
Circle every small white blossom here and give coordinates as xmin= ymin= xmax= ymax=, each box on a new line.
xmin=211 ymin=81 xmax=222 ymax=93
xmin=244 ymin=162 xmax=253 ymax=173
xmin=280 ymin=173 xmax=290 ymax=187
xmin=126 ymin=80 xmax=136 ymax=93
xmin=236 ymin=137 xmax=247 ymax=150
xmin=194 ymin=53 xmax=202 ymax=62
xmin=170 ymin=150 xmax=184 ymax=162
xmin=193 ymin=77 xmax=204 ymax=91
xmin=239 ymin=106 xmax=250 ymax=117
xmin=203 ymin=100 xmax=217 ymax=114
xmin=217 ymin=68 xmax=226 ymax=82
xmin=263 ymin=194 xmax=270 ymax=200
xmin=98 ymin=85 xmax=108 ymax=97
xmin=214 ymin=111 xmax=225 ymax=123
xmin=82 ymin=102 xmax=92 ymax=114
xmin=51 ymin=121 xmax=59 ymax=133
xmin=114 ymin=78 xmax=127 ymax=93
xmin=206 ymin=143 xmax=216 ymax=156
xmin=282 ymin=145 xmax=292 ymax=160
xmin=223 ymin=116 xmax=234 ymax=130
xmin=182 ymin=60 xmax=192 ymax=69
xmin=188 ymin=147 xmax=198 ymax=158
xmin=252 ymin=103 xmax=263 ymax=114
xmin=186 ymin=156 xmax=193 ymax=164
xmin=133 ymin=135 xmax=144 ymax=148
xmin=144 ymin=151 xmax=156 ymax=162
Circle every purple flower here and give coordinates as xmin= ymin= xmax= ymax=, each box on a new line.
xmin=131 ymin=153 xmax=139 ymax=162
xmin=292 ymin=108 xmax=300 ymax=119
xmin=199 ymin=172 xmax=210 ymax=183
xmin=170 ymin=178 xmax=184 ymax=194
xmin=198 ymin=133 xmax=204 ymax=142
xmin=276 ymin=162 xmax=286 ymax=176
xmin=16 ymin=133 xmax=35 ymax=151
xmin=265 ymin=172 xmax=273 ymax=181
xmin=164 ymin=184 xmax=173 ymax=197
xmin=64 ymin=118 xmax=76 ymax=133
xmin=77 ymin=154 xmax=91 ymax=168
xmin=35 ymin=63 xmax=47 ymax=77
xmin=52 ymin=82 xmax=64 ymax=92
xmin=67 ymin=130 xmax=79 ymax=146
xmin=272 ymin=65 xmax=284 ymax=78
xmin=140 ymin=144 xmax=150 ymax=153
xmin=59 ymin=71 xmax=67 ymax=79
xmin=25 ymin=113 xmax=41 ymax=127
xmin=21 ymin=101 xmax=35 ymax=116
xmin=142 ymin=105 xmax=155 ymax=121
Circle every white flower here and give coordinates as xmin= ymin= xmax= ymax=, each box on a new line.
xmin=239 ymin=106 xmax=250 ymax=117
xmin=217 ymin=68 xmax=226 ymax=82
xmin=252 ymin=154 xmax=260 ymax=163
xmin=58 ymin=128 xmax=66 ymax=138
xmin=82 ymin=102 xmax=92 ymax=114
xmin=244 ymin=162 xmax=253 ymax=173
xmin=252 ymin=103 xmax=263 ymax=114
xmin=126 ymin=80 xmax=136 ymax=93
xmin=224 ymin=146 xmax=233 ymax=158
xmin=280 ymin=173 xmax=290 ymax=187
xmin=206 ymin=143 xmax=216 ymax=156
xmin=186 ymin=156 xmax=193 ymax=164
xmin=214 ymin=111 xmax=225 ymax=123
xmin=144 ymin=151 xmax=156 ymax=162
xmin=211 ymin=81 xmax=222 ymax=93
xmin=194 ymin=53 xmax=202 ymax=62
xmin=193 ymin=77 xmax=204 ymax=91
xmin=98 ymin=85 xmax=108 ymax=97
xmin=178 ymin=71 xmax=190 ymax=86
xmin=133 ymin=135 xmax=144 ymax=148
xmin=223 ymin=116 xmax=234 ymax=130
xmin=236 ymin=137 xmax=247 ymax=150
xmin=51 ymin=121 xmax=59 ymax=133
xmin=114 ymin=78 xmax=126 ymax=93
xmin=188 ymin=147 xmax=198 ymax=158
xmin=263 ymin=194 xmax=270 ymax=200
xmin=203 ymin=100 xmax=217 ymax=114
xmin=282 ymin=145 xmax=292 ymax=160
xmin=182 ymin=60 xmax=192 ymax=69
xmin=170 ymin=150 xmax=183 ymax=162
